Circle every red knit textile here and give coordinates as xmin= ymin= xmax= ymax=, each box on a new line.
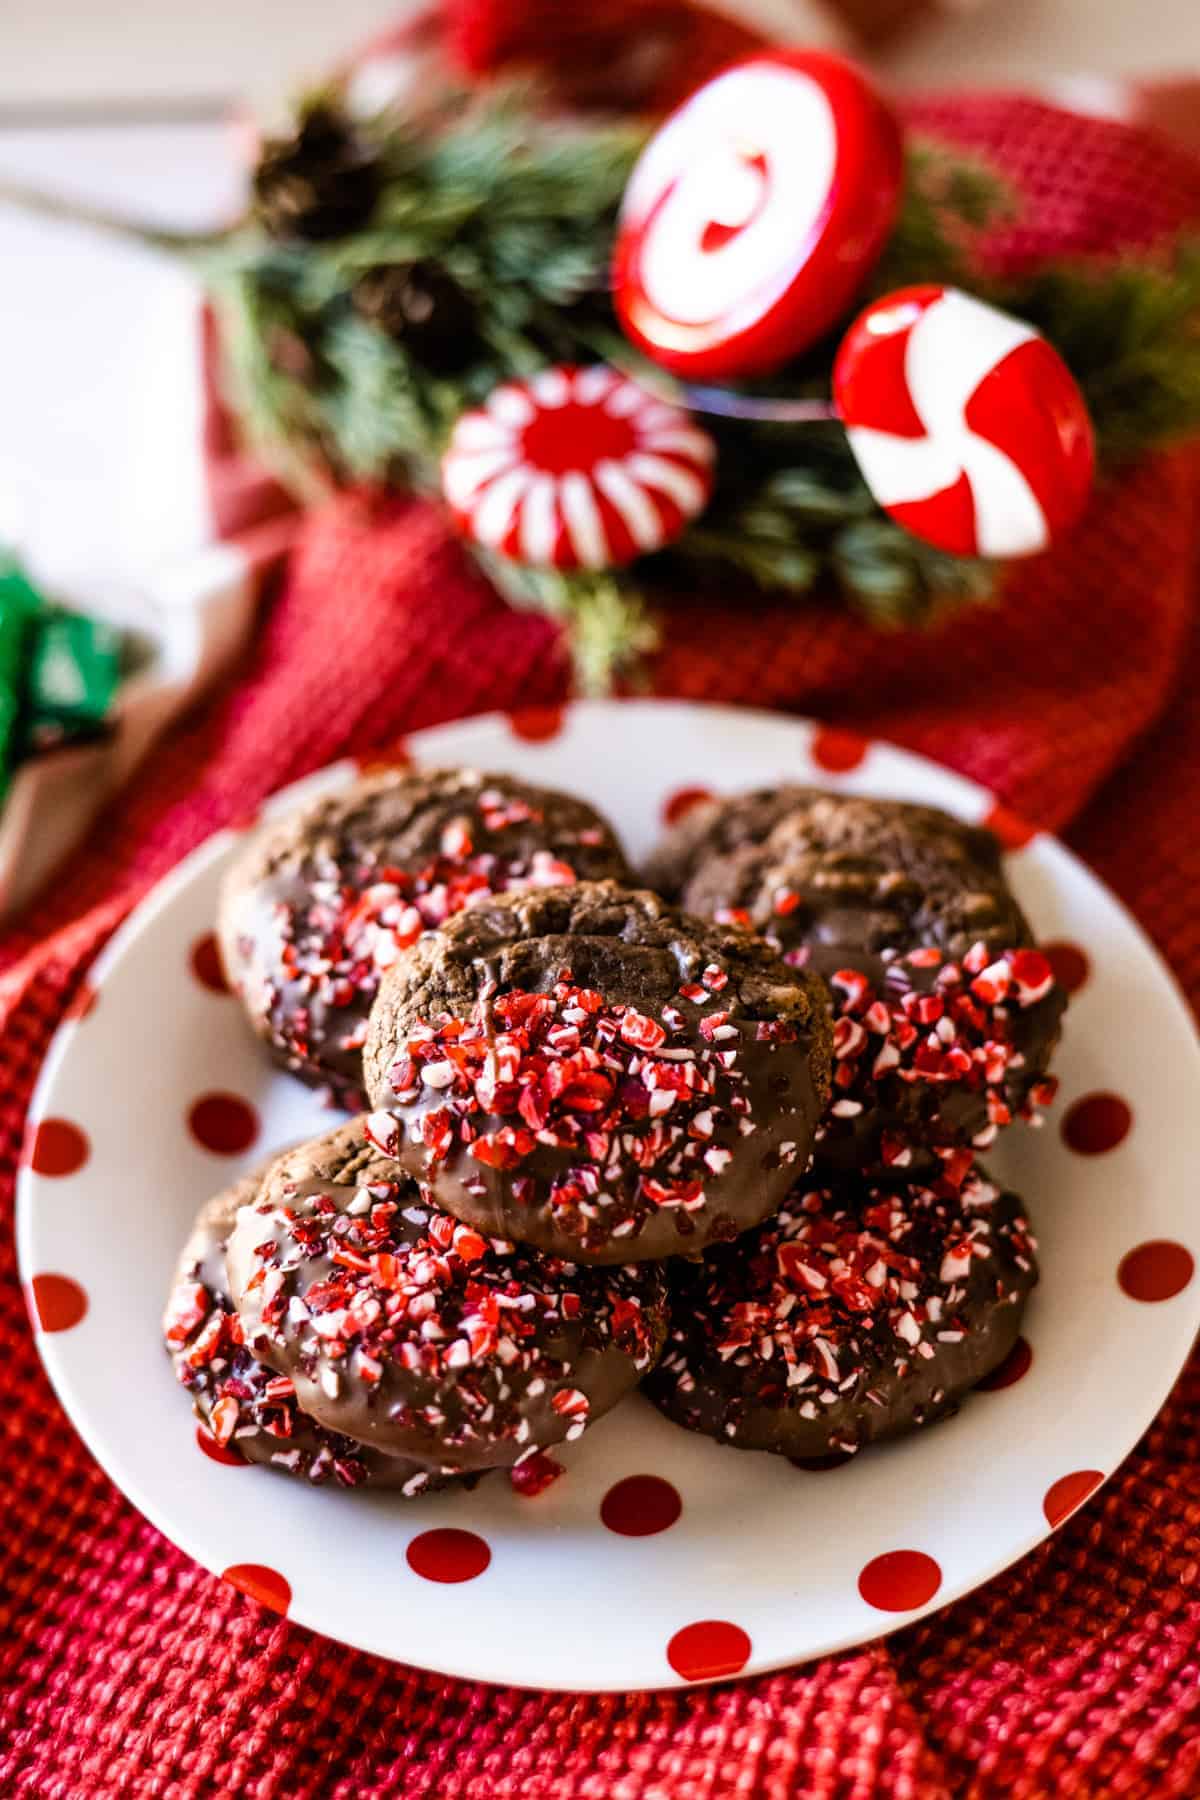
xmin=4 ymin=14 xmax=1200 ymax=1797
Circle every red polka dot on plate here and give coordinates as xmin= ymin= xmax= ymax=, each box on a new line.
xmin=28 ymin=1118 xmax=90 ymax=1177
xmin=984 ymin=803 xmax=1038 ymax=851
xmin=65 ymin=983 xmax=98 ymax=1023
xmin=1118 ymin=1240 xmax=1195 ymax=1303
xmin=811 ymin=726 xmax=868 ymax=774
xmin=858 ymin=1549 xmax=942 ymax=1612
xmin=356 ymin=737 xmax=412 ymax=776
xmin=976 ymin=1335 xmax=1033 ymax=1391
xmin=666 ymin=1619 xmax=752 ymax=1682
xmin=222 ymin=1563 xmax=292 ymax=1614
xmin=188 ymin=1093 xmax=260 ymax=1156
xmin=508 ymin=705 xmax=565 ymax=743
xmin=197 ymin=1424 xmax=247 ymax=1467
xmin=29 ymin=1273 xmax=88 ymax=1332
xmin=600 ymin=1474 xmax=682 ymax=1537
xmin=1043 ymin=1469 xmax=1103 ymax=1527
xmin=1062 ymin=1092 xmax=1132 ymax=1155
xmin=790 ymin=1449 xmax=855 ymax=1472
xmin=190 ymin=933 xmax=231 ymax=994
xmin=406 ymin=1527 xmax=491 ymax=1584
xmin=1043 ymin=941 xmax=1090 ymax=995
xmin=662 ymin=785 xmax=714 ymax=827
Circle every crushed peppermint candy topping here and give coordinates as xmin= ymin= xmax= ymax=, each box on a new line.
xmin=816 ymin=944 xmax=1061 ymax=1159
xmin=651 ymin=1167 xmax=1036 ymax=1439
xmin=163 ymin=1267 xmax=421 ymax=1490
xmin=509 ymin=1450 xmax=565 ymax=1497
xmin=254 ymin=792 xmax=606 ymax=1071
xmin=239 ymin=1177 xmax=665 ymax=1457
xmin=380 ymin=969 xmax=803 ymax=1242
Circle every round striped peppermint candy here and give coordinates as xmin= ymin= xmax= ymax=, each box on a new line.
xmin=612 ymin=51 xmax=903 ymax=381
xmin=440 ymin=365 xmax=715 ymax=572
xmin=833 ymin=285 xmax=1095 ymax=559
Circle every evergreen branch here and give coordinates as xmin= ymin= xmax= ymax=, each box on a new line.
xmin=478 ymin=556 xmax=660 ymax=693
xmin=997 ymin=245 xmax=1200 ymax=463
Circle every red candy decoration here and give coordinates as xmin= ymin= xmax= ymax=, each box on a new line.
xmin=510 ymin=1452 xmax=564 ymax=1498
xmin=442 ymin=365 xmax=714 ymax=571
xmin=614 ymin=50 xmax=902 ymax=379
xmin=834 ymin=284 xmax=1095 ymax=557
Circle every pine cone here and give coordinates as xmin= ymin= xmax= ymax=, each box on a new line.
xmin=352 ymin=262 xmax=480 ymax=374
xmin=253 ymin=106 xmax=380 ymax=242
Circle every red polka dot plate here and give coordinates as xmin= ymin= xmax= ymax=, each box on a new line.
xmin=17 ymin=702 xmax=1200 ymax=1690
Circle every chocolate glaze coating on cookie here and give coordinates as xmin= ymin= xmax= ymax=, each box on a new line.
xmin=644 ymin=1163 xmax=1037 ymax=1458
xmin=647 ymin=788 xmax=1065 ymax=1174
xmin=218 ymin=767 xmax=631 ymax=1103
xmin=362 ymin=882 xmax=832 ymax=1263
xmin=224 ymin=1121 xmax=670 ymax=1471
xmin=164 ymin=1167 xmax=442 ymax=1492
xmin=648 ymin=787 xmax=1029 ymax=960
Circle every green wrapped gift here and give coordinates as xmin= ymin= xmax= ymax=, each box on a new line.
xmin=0 ymin=556 xmax=46 ymax=798
xmin=23 ymin=606 xmax=123 ymax=754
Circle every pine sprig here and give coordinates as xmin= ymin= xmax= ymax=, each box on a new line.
xmin=998 ymin=246 xmax=1200 ymax=463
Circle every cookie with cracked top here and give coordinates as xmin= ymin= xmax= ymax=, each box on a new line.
xmin=362 ymin=880 xmax=833 ymax=1264
xmin=646 ymin=788 xmax=1066 ymax=1175
xmin=223 ymin=1120 xmax=670 ymax=1473
xmin=644 ymin=1162 xmax=1037 ymax=1459
xmin=218 ymin=766 xmax=632 ymax=1105
xmin=164 ymin=1164 xmax=445 ymax=1493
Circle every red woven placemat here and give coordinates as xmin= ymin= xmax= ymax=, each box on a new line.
xmin=4 ymin=13 xmax=1200 ymax=1796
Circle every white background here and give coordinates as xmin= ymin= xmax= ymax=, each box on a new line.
xmin=2 ymin=1 xmax=1199 ymax=109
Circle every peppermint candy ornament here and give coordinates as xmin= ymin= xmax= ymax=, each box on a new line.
xmin=833 ymin=285 xmax=1095 ymax=558
xmin=441 ymin=365 xmax=715 ymax=571
xmin=613 ymin=50 xmax=903 ymax=380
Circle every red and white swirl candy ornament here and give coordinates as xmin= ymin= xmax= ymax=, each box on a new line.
xmin=441 ymin=365 xmax=715 ymax=572
xmin=833 ymin=285 xmax=1096 ymax=557
xmin=612 ymin=49 xmax=903 ymax=380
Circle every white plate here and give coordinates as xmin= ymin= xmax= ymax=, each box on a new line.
xmin=17 ymin=700 xmax=1200 ymax=1691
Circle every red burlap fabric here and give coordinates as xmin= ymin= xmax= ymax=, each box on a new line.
xmin=4 ymin=12 xmax=1200 ymax=1796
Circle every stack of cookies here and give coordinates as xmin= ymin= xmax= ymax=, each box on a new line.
xmin=163 ymin=767 xmax=1065 ymax=1493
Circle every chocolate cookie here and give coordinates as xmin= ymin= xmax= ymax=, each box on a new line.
xmin=164 ymin=1167 xmax=442 ymax=1492
xmin=362 ymin=881 xmax=833 ymax=1264
xmin=218 ymin=767 xmax=632 ymax=1103
xmin=223 ymin=1121 xmax=670 ymax=1472
xmin=644 ymin=1162 xmax=1037 ymax=1459
xmin=647 ymin=788 xmax=1065 ymax=1174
